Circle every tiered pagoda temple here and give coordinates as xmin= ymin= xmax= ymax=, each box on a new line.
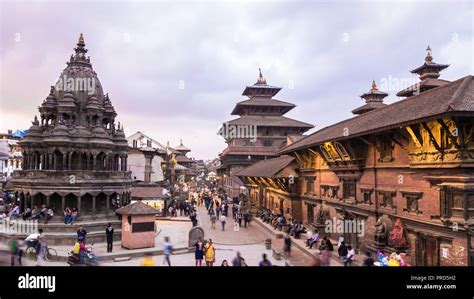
xmin=8 ymin=34 xmax=133 ymax=220
xmin=218 ymin=69 xmax=313 ymax=197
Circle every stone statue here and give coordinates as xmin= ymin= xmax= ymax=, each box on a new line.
xmin=374 ymin=217 xmax=389 ymax=247
xmin=388 ymin=218 xmax=407 ymax=249
xmin=316 ymin=202 xmax=329 ymax=224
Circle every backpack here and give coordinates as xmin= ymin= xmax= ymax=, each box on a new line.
xmin=73 ymin=242 xmax=80 ymax=255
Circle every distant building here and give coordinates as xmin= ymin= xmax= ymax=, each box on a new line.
xmin=0 ymin=132 xmax=24 ymax=181
xmin=127 ymin=131 xmax=167 ymax=183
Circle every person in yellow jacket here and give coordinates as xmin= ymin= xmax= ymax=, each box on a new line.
xmin=140 ymin=253 xmax=156 ymax=266
xmin=204 ymin=239 xmax=215 ymax=267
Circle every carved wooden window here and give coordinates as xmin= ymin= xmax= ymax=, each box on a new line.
xmin=440 ymin=188 xmax=465 ymax=219
xmin=343 ymin=180 xmax=356 ymax=200
xmin=331 ymin=186 xmax=339 ymax=198
xmin=361 ymin=188 xmax=373 ymax=205
xmin=263 ymin=140 xmax=273 ymax=147
xmin=377 ymin=190 xmax=396 ymax=209
xmin=402 ymin=191 xmax=423 ymax=215
xmin=378 ymin=139 xmax=393 ymax=163
xmin=321 ymin=186 xmax=329 ymax=198
xmin=306 ymin=178 xmax=314 ymax=195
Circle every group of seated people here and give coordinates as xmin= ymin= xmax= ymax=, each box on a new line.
xmin=63 ymin=207 xmax=78 ymax=225
xmin=305 ymin=229 xmax=334 ymax=251
xmin=21 ymin=205 xmax=55 ymax=223
xmin=287 ymin=220 xmax=307 ymax=239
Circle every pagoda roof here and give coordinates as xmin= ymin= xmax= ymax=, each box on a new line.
xmin=351 ymin=102 xmax=387 ymax=115
xmin=176 ymin=155 xmax=195 ymax=163
xmin=410 ymin=61 xmax=450 ymax=74
xmin=396 ymin=78 xmax=450 ymax=97
xmin=242 ymin=84 xmax=282 ymax=97
xmin=281 ymin=75 xmax=473 ymax=153
xmin=231 ymin=97 xmax=296 ymax=115
xmin=234 ymin=155 xmax=295 ymax=178
xmin=226 ymin=115 xmax=313 ymax=129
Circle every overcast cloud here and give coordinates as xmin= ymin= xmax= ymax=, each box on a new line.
xmin=0 ymin=0 xmax=472 ymax=159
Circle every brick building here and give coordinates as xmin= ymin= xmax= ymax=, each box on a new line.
xmin=237 ymin=48 xmax=474 ymax=266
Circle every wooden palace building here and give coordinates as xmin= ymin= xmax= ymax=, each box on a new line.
xmin=236 ymin=48 xmax=474 ymax=266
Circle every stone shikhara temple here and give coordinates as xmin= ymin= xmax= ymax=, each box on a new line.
xmin=8 ymin=34 xmax=133 ymax=222
xmin=236 ymin=47 xmax=474 ymax=266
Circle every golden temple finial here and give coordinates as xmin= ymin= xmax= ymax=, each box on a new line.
xmin=78 ymin=33 xmax=85 ymax=46
xmin=371 ymin=80 xmax=378 ymax=91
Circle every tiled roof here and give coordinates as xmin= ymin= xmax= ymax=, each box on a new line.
xmin=226 ymin=115 xmax=314 ymax=128
xmin=234 ymin=155 xmax=295 ymax=178
xmin=281 ymin=75 xmax=473 ymax=153
xmin=116 ymin=200 xmax=159 ymax=215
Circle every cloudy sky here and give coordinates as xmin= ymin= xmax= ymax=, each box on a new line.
xmin=0 ymin=0 xmax=472 ymax=160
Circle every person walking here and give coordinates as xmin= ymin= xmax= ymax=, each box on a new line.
xmin=220 ymin=214 xmax=226 ymax=231
xmin=259 ymin=253 xmax=272 ymax=266
xmin=106 ymin=223 xmax=114 ymax=253
xmin=163 ymin=237 xmax=173 ymax=266
xmin=211 ymin=213 xmax=217 ymax=229
xmin=320 ymin=247 xmax=331 ymax=266
xmin=36 ymin=236 xmax=48 ymax=266
xmin=338 ymin=241 xmax=348 ymax=263
xmin=232 ymin=252 xmax=243 ymax=266
xmin=204 ymin=239 xmax=215 ymax=266
xmin=283 ymin=234 xmax=292 ymax=258
xmin=194 ymin=237 xmax=204 ymax=266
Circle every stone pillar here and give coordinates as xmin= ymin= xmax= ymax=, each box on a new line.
xmin=106 ymin=194 xmax=110 ymax=217
xmin=87 ymin=154 xmax=90 ymax=171
xmin=31 ymin=195 xmax=35 ymax=209
xmin=63 ymin=154 xmax=67 ymax=171
xmin=68 ymin=153 xmax=72 ymax=170
xmin=92 ymin=196 xmax=96 ymax=217
xmin=53 ymin=154 xmax=57 ymax=170
xmin=49 ymin=154 xmax=53 ymax=170
xmin=93 ymin=155 xmax=97 ymax=171
xmin=61 ymin=195 xmax=65 ymax=212
xmin=46 ymin=195 xmax=50 ymax=208
xmin=77 ymin=196 xmax=82 ymax=219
